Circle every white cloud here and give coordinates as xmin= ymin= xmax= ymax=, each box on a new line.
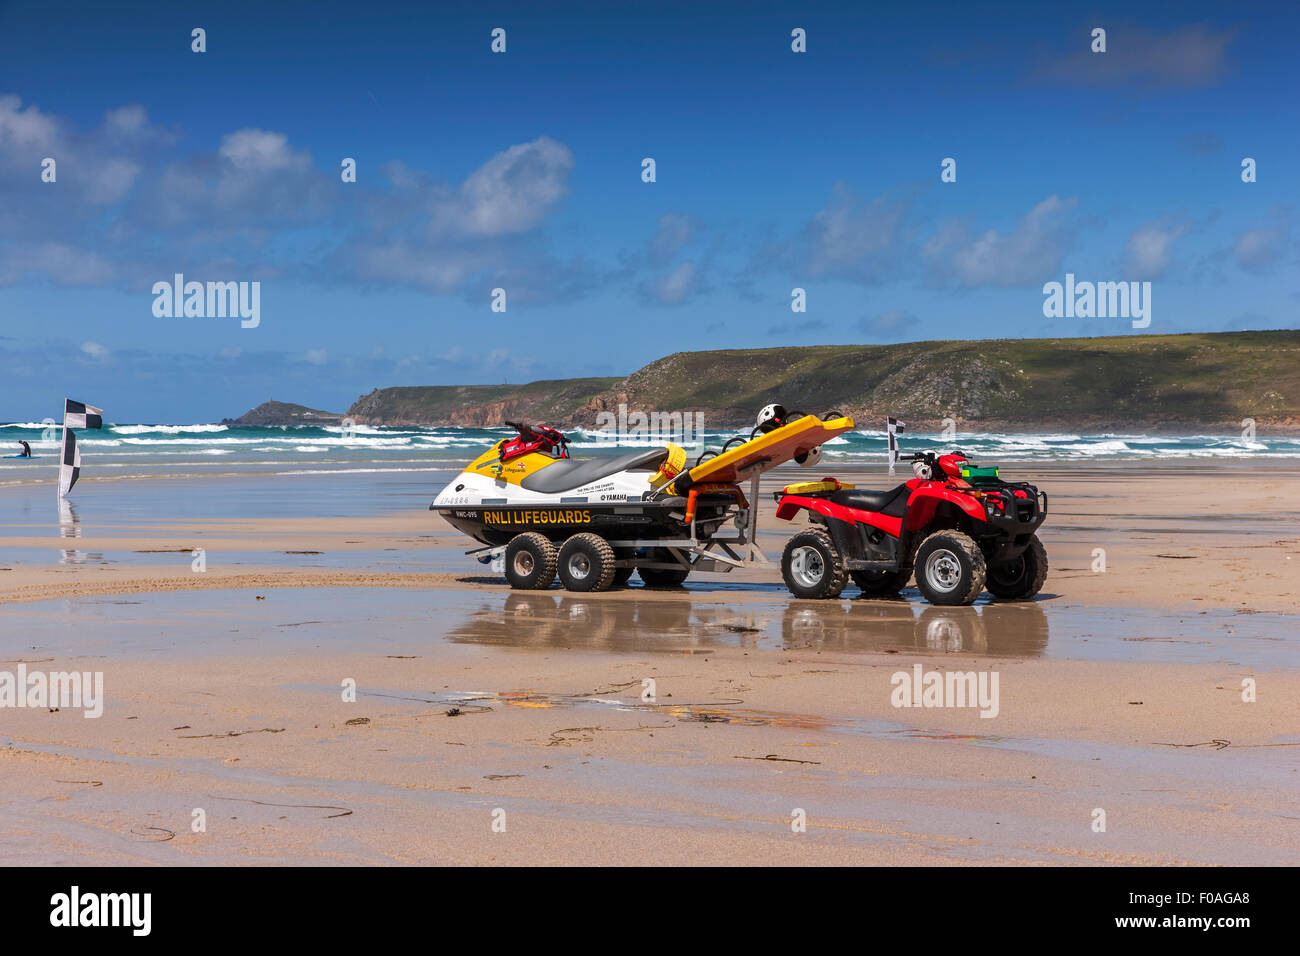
xmin=455 ymin=136 xmax=573 ymax=237
xmin=649 ymin=213 xmax=695 ymax=264
xmin=81 ymin=341 xmax=109 ymax=359
xmin=1037 ymin=24 xmax=1235 ymax=88
xmin=926 ymin=195 xmax=1078 ymax=287
xmin=219 ymin=129 xmax=303 ymax=171
xmin=0 ymin=95 xmax=58 ymax=150
xmin=806 ymin=182 xmax=913 ymax=282
xmin=644 ymin=261 xmax=697 ymax=306
xmin=1124 ymin=220 xmax=1191 ymax=280
xmin=1233 ymin=226 xmax=1286 ymax=274
xmin=304 ymin=348 xmax=328 ymax=365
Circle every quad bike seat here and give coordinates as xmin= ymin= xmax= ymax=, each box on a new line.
xmin=520 ymin=447 xmax=670 ymax=494
xmin=822 ymin=483 xmax=910 ymax=516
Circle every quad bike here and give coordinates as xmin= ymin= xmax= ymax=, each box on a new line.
xmin=774 ymin=451 xmax=1048 ymax=606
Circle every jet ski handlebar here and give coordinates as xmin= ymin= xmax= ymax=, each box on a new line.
xmin=500 ymin=420 xmax=569 ymax=462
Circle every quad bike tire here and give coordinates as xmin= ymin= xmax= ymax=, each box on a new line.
xmin=851 ymin=568 xmax=911 ymax=596
xmin=914 ymin=529 xmax=986 ymax=606
xmin=781 ymin=528 xmax=848 ymax=599
xmin=986 ymin=534 xmax=1048 ymax=601
xmin=557 ymin=533 xmax=617 ymax=592
xmin=504 ymin=532 xmax=558 ymax=590
xmin=638 ymin=548 xmax=690 ymax=587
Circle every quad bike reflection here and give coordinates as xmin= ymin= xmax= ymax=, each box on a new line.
xmin=781 ymin=601 xmax=1049 ymax=656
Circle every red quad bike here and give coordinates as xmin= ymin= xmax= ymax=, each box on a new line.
xmin=774 ymin=451 xmax=1048 ymax=606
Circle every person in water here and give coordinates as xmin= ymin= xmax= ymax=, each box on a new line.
xmin=17 ymin=440 xmax=31 ymax=458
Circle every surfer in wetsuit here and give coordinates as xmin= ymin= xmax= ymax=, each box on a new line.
xmin=17 ymin=440 xmax=31 ymax=458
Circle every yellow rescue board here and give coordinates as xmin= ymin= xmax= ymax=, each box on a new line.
xmin=683 ymin=415 xmax=855 ymax=486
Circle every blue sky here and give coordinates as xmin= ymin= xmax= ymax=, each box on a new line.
xmin=0 ymin=0 xmax=1295 ymax=422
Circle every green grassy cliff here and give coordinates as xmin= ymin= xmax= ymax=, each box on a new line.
xmin=222 ymin=401 xmax=345 ymax=426
xmin=269 ymin=330 xmax=1300 ymax=431
xmin=345 ymin=377 xmax=621 ymax=426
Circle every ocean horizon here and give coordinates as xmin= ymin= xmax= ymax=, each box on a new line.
xmin=2 ymin=421 xmax=1296 ymax=488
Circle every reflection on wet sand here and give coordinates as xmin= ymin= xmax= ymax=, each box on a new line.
xmin=57 ymin=498 xmax=103 ymax=566
xmin=447 ymin=591 xmax=1050 ymax=657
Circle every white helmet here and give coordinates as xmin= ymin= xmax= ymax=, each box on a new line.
xmin=912 ymin=458 xmax=933 ymax=480
xmin=795 ymin=445 xmax=822 ymax=468
xmin=756 ymin=403 xmax=786 ymax=433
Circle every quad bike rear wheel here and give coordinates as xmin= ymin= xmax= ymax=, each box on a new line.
xmin=557 ymin=533 xmax=617 ymax=592
xmin=781 ymin=528 xmax=848 ymax=599
xmin=504 ymin=532 xmax=558 ymax=590
xmin=986 ymin=534 xmax=1048 ymax=601
xmin=914 ymin=530 xmax=986 ymax=606
xmin=851 ymin=568 xmax=911 ymax=596
xmin=638 ymin=548 xmax=690 ymax=587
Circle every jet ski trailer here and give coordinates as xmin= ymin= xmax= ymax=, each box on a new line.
xmin=430 ymin=410 xmax=855 ymax=591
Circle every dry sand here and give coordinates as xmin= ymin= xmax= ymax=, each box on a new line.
xmin=0 ymin=461 xmax=1297 ymax=865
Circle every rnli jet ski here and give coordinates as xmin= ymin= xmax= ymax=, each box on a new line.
xmin=431 ymin=408 xmax=854 ymax=592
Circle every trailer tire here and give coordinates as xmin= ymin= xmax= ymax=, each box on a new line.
xmin=986 ymin=534 xmax=1048 ymax=600
xmin=558 ymin=533 xmax=617 ymax=592
xmin=610 ymin=549 xmax=636 ymax=588
xmin=781 ymin=529 xmax=847 ymax=599
xmin=638 ymin=548 xmax=690 ymax=587
xmin=504 ymin=533 xmax=558 ymax=590
xmin=914 ymin=530 xmax=986 ymax=606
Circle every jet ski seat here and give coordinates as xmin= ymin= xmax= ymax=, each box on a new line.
xmin=520 ymin=447 xmax=670 ymax=495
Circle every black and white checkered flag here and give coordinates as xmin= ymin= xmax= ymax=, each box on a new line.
xmin=64 ymin=399 xmax=103 ymax=430
xmin=887 ymin=417 xmax=906 ymax=472
xmin=59 ymin=428 xmax=81 ymax=498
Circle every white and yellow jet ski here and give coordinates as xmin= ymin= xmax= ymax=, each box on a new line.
xmin=430 ymin=409 xmax=854 ymax=591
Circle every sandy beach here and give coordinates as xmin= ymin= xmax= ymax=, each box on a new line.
xmin=1 ymin=460 xmax=1297 ymax=865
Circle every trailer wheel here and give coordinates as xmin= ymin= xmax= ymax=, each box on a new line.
xmin=504 ymin=533 xmax=558 ymax=590
xmin=986 ymin=534 xmax=1048 ymax=600
xmin=914 ymin=530 xmax=986 ymax=606
xmin=610 ymin=549 xmax=636 ymax=588
xmin=638 ymin=548 xmax=690 ymax=587
xmin=557 ymin=533 xmax=617 ymax=592
xmin=781 ymin=529 xmax=847 ymax=599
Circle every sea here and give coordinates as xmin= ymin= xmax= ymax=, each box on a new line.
xmin=1 ymin=421 xmax=1296 ymax=488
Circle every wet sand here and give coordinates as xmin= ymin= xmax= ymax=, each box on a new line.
xmin=0 ymin=461 xmax=1297 ymax=865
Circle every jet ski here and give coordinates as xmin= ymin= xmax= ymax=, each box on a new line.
xmin=430 ymin=408 xmax=855 ymax=591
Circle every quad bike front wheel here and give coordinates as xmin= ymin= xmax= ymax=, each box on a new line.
xmin=914 ymin=530 xmax=987 ymax=606
xmin=557 ymin=533 xmax=617 ymax=592
xmin=504 ymin=532 xmax=558 ymax=590
xmin=986 ymin=534 xmax=1048 ymax=601
xmin=781 ymin=528 xmax=848 ymax=599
